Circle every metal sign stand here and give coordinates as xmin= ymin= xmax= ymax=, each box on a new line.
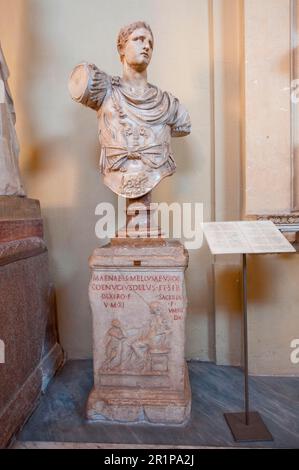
xmin=224 ymin=254 xmax=273 ymax=442
xmin=202 ymin=221 xmax=295 ymax=442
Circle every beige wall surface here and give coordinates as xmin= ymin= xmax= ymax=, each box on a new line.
xmin=0 ymin=0 xmax=214 ymax=360
xmin=1 ymin=0 xmax=298 ymax=376
xmin=248 ymin=253 xmax=299 ymax=376
xmin=241 ymin=0 xmax=299 ymax=376
xmin=212 ymin=0 xmax=243 ymax=367
xmin=243 ymin=0 xmax=292 ymax=215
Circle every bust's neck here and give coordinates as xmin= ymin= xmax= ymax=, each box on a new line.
xmin=122 ymin=62 xmax=148 ymax=93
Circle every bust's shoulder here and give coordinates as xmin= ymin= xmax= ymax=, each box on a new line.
xmin=69 ymin=62 xmax=111 ymax=110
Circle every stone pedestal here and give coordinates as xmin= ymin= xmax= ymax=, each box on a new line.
xmin=117 ymin=194 xmax=162 ymax=238
xmin=87 ymin=239 xmax=191 ymax=424
xmin=0 ymin=196 xmax=43 ymax=243
xmin=0 ymin=196 xmax=64 ymax=448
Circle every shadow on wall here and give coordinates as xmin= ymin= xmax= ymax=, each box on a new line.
xmin=13 ymin=1 xmax=117 ymax=358
xmin=220 ymin=0 xmax=242 ymax=221
xmin=10 ymin=0 xmax=212 ymax=361
xmin=214 ymin=261 xmax=242 ymax=365
xmin=247 ymin=253 xmax=296 ymax=304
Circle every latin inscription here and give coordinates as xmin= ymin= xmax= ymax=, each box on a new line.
xmin=91 ymin=273 xmax=184 ymax=319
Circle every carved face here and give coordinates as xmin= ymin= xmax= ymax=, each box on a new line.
xmin=150 ymin=302 xmax=162 ymax=315
xmin=122 ymin=27 xmax=153 ymax=70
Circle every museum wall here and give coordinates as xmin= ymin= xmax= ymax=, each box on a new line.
xmin=0 ymin=0 xmax=214 ymax=360
xmin=212 ymin=0 xmax=299 ymax=376
xmin=1 ymin=0 xmax=298 ymax=376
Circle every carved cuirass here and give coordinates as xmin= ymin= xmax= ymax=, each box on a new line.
xmin=69 ymin=63 xmax=191 ymax=198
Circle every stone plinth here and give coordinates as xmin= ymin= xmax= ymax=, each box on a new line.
xmin=0 ymin=197 xmax=64 ymax=448
xmin=0 ymin=196 xmax=43 ymax=242
xmin=87 ymin=239 xmax=191 ymax=424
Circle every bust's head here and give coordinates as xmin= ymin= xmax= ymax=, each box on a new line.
xmin=117 ymin=21 xmax=154 ymax=71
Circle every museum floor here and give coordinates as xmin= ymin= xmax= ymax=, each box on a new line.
xmin=13 ymin=361 xmax=299 ymax=449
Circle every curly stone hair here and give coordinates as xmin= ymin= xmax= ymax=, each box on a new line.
xmin=117 ymin=21 xmax=154 ymax=62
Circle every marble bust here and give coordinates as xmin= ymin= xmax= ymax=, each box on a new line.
xmin=68 ymin=21 xmax=191 ymax=199
xmin=0 ymin=42 xmax=25 ymax=196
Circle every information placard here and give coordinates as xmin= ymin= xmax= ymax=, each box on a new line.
xmin=202 ymin=221 xmax=296 ymax=255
